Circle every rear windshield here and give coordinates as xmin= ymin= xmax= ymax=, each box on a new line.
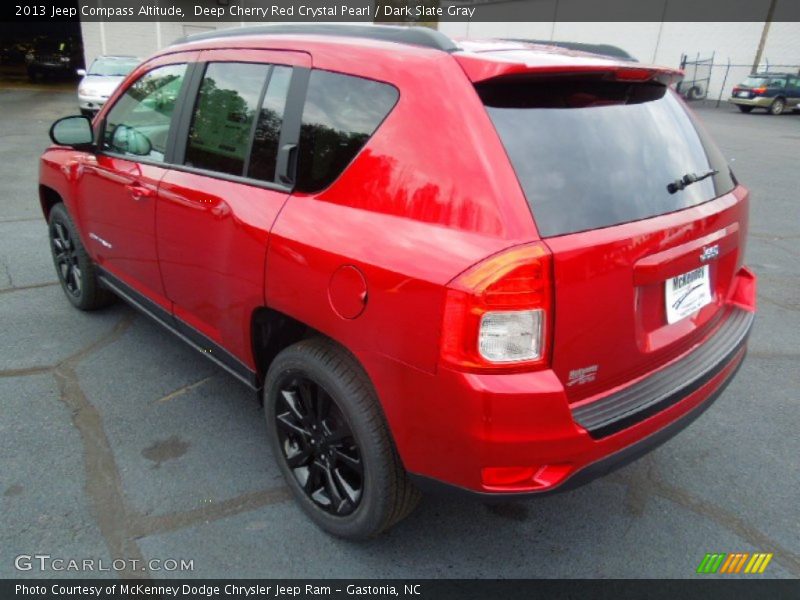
xmin=89 ymin=58 xmax=139 ymax=77
xmin=742 ymin=76 xmax=768 ymax=87
xmin=479 ymin=77 xmax=735 ymax=237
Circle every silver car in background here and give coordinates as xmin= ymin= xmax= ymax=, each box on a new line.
xmin=77 ymin=56 xmax=140 ymax=117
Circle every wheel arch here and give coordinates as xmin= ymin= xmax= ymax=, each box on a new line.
xmin=251 ymin=306 xmax=325 ymax=387
xmin=39 ymin=184 xmax=63 ymax=220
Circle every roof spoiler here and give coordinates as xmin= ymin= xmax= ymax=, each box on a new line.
xmin=457 ymin=54 xmax=683 ymax=86
xmin=503 ymin=39 xmax=637 ymax=62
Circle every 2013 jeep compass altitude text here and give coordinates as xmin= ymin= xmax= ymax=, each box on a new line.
xmin=40 ymin=25 xmax=756 ymax=539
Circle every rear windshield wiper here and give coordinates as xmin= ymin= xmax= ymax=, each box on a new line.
xmin=667 ymin=169 xmax=718 ymax=194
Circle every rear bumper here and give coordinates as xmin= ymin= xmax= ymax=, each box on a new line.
xmin=382 ymin=267 xmax=756 ymax=496
xmin=729 ymin=97 xmax=772 ymax=107
xmin=411 ymin=345 xmax=746 ymax=499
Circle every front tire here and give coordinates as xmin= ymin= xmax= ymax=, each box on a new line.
xmin=264 ymin=339 xmax=419 ymax=539
xmin=48 ymin=203 xmax=113 ymax=310
xmin=769 ymin=98 xmax=786 ymax=115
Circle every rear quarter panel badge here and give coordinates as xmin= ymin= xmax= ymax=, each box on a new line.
xmin=567 ymin=365 xmax=599 ymax=386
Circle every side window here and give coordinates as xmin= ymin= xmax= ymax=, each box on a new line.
xmin=103 ymin=63 xmax=187 ymax=162
xmin=247 ymin=66 xmax=292 ymax=182
xmin=768 ymin=78 xmax=786 ymax=89
xmin=296 ymin=70 xmax=399 ymax=193
xmin=184 ymin=62 xmax=270 ymax=177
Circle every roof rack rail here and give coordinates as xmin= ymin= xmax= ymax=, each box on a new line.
xmin=172 ymin=24 xmax=459 ymax=52
xmin=504 ymin=39 xmax=637 ymax=62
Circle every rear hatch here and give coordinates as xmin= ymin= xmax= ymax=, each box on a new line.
xmin=466 ymin=52 xmax=745 ymax=402
xmin=733 ymin=75 xmax=770 ymax=99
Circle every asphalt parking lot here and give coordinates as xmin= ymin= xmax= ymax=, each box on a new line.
xmin=1 ymin=86 xmax=798 ymax=580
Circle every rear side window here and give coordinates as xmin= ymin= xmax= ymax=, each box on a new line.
xmin=479 ymin=77 xmax=735 ymax=237
xmin=185 ymin=62 xmax=270 ymax=177
xmin=247 ymin=66 xmax=292 ymax=182
xmin=296 ymin=70 xmax=398 ymax=193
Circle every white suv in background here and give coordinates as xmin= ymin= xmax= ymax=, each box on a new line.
xmin=77 ymin=56 xmax=140 ymax=117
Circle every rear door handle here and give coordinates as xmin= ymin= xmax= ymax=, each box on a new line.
xmin=126 ymin=184 xmax=153 ymax=201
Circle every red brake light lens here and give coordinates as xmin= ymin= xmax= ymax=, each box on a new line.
xmin=614 ymin=68 xmax=655 ymax=82
xmin=441 ymin=243 xmax=553 ymax=372
xmin=753 ymin=86 xmax=767 ymax=94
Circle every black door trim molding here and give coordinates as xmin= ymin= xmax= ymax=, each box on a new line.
xmin=97 ymin=268 xmax=259 ymax=390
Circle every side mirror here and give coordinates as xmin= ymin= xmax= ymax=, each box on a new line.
xmin=49 ymin=115 xmax=94 ymax=148
xmin=76 ymin=68 xmax=87 ymax=77
xmin=110 ymin=125 xmax=152 ymax=157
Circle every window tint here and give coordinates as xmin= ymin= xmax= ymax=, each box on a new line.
xmin=247 ymin=66 xmax=292 ymax=182
xmin=103 ymin=63 xmax=187 ymax=162
xmin=185 ymin=62 xmax=270 ymax=177
xmin=479 ymin=79 xmax=735 ymax=237
xmin=296 ymin=70 xmax=398 ymax=193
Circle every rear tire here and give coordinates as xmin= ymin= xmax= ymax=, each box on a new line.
xmin=769 ymin=98 xmax=786 ymax=115
xmin=264 ymin=338 xmax=420 ymax=539
xmin=737 ymin=105 xmax=754 ymax=113
xmin=48 ymin=203 xmax=113 ymax=311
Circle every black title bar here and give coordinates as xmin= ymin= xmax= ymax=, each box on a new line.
xmin=5 ymin=0 xmax=800 ymax=23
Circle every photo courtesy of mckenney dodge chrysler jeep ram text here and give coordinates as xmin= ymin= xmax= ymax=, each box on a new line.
xmin=39 ymin=24 xmax=756 ymax=539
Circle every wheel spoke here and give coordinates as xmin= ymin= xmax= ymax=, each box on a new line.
xmin=71 ymin=265 xmax=82 ymax=293
xmin=332 ymin=448 xmax=362 ymax=475
xmin=296 ymin=380 xmax=317 ymax=421
xmin=276 ymin=412 xmax=309 ymax=438
xmin=54 ymin=223 xmax=70 ymax=250
xmin=321 ymin=464 xmax=347 ymax=513
xmin=304 ymin=462 xmax=324 ymax=495
xmin=325 ymin=426 xmax=352 ymax=447
xmin=281 ymin=389 xmax=307 ymax=423
xmin=315 ymin=387 xmax=330 ymax=425
xmin=333 ymin=467 xmax=361 ymax=506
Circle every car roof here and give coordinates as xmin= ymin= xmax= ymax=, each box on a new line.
xmin=750 ymin=72 xmax=796 ymax=78
xmin=164 ymin=25 xmax=677 ymax=84
xmin=172 ymin=24 xmax=458 ymax=52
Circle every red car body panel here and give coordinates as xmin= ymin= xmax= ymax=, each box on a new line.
xmin=39 ymin=32 xmax=756 ymax=496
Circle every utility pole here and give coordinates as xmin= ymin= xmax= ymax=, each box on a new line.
xmin=752 ymin=0 xmax=778 ymax=72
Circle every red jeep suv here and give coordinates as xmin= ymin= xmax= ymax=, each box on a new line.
xmin=40 ymin=25 xmax=756 ymax=539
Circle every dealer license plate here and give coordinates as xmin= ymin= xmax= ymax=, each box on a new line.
xmin=665 ymin=266 xmax=712 ymax=324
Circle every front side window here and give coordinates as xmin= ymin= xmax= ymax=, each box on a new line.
xmin=296 ymin=70 xmax=398 ymax=193
xmin=103 ymin=63 xmax=187 ymax=162
xmin=185 ymin=62 xmax=270 ymax=177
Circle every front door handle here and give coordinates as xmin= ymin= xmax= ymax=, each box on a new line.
xmin=126 ymin=184 xmax=153 ymax=201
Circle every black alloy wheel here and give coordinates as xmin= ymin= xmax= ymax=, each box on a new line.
xmin=51 ymin=220 xmax=82 ymax=298
xmin=48 ymin=203 xmax=113 ymax=310
xmin=264 ymin=339 xmax=420 ymax=539
xmin=275 ymin=374 xmax=364 ymax=516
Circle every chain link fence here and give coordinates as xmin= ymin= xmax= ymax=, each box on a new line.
xmin=678 ymin=53 xmax=800 ymax=107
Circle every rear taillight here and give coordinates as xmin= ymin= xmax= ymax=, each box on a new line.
xmin=753 ymin=87 xmax=767 ymax=95
xmin=441 ymin=243 xmax=553 ymax=372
